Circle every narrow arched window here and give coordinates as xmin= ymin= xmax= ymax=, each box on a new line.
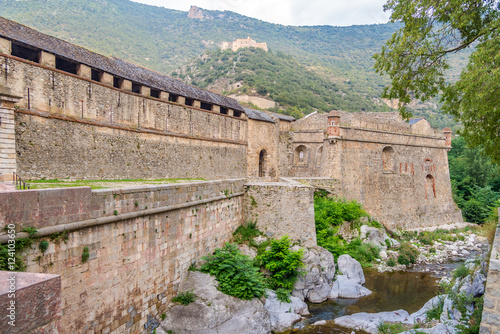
xmin=294 ymin=145 xmax=308 ymax=166
xmin=259 ymin=149 xmax=267 ymax=177
xmin=317 ymin=146 xmax=323 ymax=167
xmin=425 ymin=174 xmax=436 ymax=199
xmin=382 ymin=146 xmax=395 ymax=172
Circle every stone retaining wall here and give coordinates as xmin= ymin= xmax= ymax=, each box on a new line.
xmin=0 ymin=272 xmax=61 ymax=333
xmin=480 ymin=208 xmax=500 ymax=334
xmin=0 ymin=179 xmax=245 ymax=333
xmin=243 ymin=181 xmax=316 ymax=247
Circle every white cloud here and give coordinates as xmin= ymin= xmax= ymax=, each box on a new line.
xmin=131 ymin=0 xmax=390 ymax=26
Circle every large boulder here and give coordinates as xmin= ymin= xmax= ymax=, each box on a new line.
xmin=160 ymin=272 xmax=271 ymax=334
xmin=292 ymin=246 xmax=336 ymax=303
xmin=360 ymin=225 xmax=389 ymax=250
xmin=334 ymin=310 xmax=413 ymax=334
xmin=329 ymin=275 xmax=372 ymax=299
xmin=410 ymin=295 xmax=446 ymax=323
xmin=264 ymin=290 xmax=309 ymax=332
xmin=264 ymin=290 xmax=309 ymax=316
xmin=337 ymin=254 xmax=365 ymax=284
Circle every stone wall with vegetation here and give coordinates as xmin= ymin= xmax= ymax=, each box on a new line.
xmin=243 ymin=181 xmax=316 ymax=247
xmin=480 ymin=208 xmax=500 ymax=334
xmin=0 ymin=179 xmax=245 ymax=333
xmin=286 ymin=111 xmax=462 ymax=230
xmin=0 ymin=55 xmax=247 ymax=180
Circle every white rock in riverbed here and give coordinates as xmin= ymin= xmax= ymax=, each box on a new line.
xmin=292 ymin=246 xmax=335 ymax=303
xmin=160 ymin=272 xmax=271 ymax=334
xmin=329 ymin=275 xmax=372 ymax=299
xmin=334 ymin=310 xmax=413 ymax=334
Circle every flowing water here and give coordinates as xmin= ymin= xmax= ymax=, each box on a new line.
xmin=287 ymin=269 xmax=441 ymax=334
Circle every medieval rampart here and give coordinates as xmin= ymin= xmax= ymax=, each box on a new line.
xmin=0 ymin=54 xmax=248 ymax=180
xmin=0 ymin=179 xmax=245 ymax=333
xmin=480 ymin=208 xmax=500 ymax=333
xmin=243 ymin=181 xmax=316 ymax=247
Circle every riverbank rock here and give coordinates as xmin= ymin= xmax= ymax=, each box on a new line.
xmin=360 ymin=225 xmax=390 ymax=250
xmin=337 ymin=254 xmax=365 ymax=284
xmin=264 ymin=290 xmax=309 ymax=332
xmin=329 ymin=275 xmax=372 ymax=299
xmin=160 ymin=272 xmax=271 ymax=334
xmin=409 ymin=295 xmax=446 ymax=323
xmin=292 ymin=246 xmax=336 ymax=303
xmin=334 ymin=310 xmax=413 ymax=334
xmin=329 ymin=255 xmax=372 ymax=299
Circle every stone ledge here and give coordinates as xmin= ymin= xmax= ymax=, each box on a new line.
xmin=0 ymin=271 xmax=61 ymax=333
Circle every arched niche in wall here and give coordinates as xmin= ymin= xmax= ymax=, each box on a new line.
xmin=294 ymin=145 xmax=308 ymax=166
xmin=259 ymin=149 xmax=267 ymax=177
xmin=317 ymin=146 xmax=323 ymax=167
xmin=425 ymin=174 xmax=436 ymax=199
xmin=382 ymin=146 xmax=396 ymax=173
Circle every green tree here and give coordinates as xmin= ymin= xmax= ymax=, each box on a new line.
xmin=374 ymin=0 xmax=500 ymax=163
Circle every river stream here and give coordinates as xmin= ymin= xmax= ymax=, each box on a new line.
xmin=287 ymin=269 xmax=441 ymax=334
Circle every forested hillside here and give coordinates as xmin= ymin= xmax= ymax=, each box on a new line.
xmin=175 ymin=48 xmax=391 ymax=114
xmin=0 ymin=0 xmax=462 ymax=128
xmin=0 ymin=0 xmax=395 ymax=99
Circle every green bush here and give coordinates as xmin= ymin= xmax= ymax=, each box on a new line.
xmin=257 ymin=236 xmax=304 ymax=301
xmin=426 ymin=296 xmax=445 ymax=320
xmin=81 ymin=247 xmax=90 ymax=263
xmin=233 ymin=220 xmax=261 ymax=244
xmin=417 ymin=232 xmax=434 ymax=245
xmin=200 ymin=243 xmax=266 ymax=300
xmin=397 ymin=243 xmax=419 ymax=266
xmin=346 ymin=238 xmax=380 ymax=267
xmin=39 ymin=240 xmax=49 ymax=253
xmin=387 ymin=257 xmax=397 ymax=267
xmin=314 ymin=192 xmax=367 ymax=228
xmin=172 ymin=290 xmax=197 ymax=305
xmin=453 ymin=264 xmax=471 ymax=279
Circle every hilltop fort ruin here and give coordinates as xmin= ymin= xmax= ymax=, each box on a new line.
xmin=221 ymin=36 xmax=268 ymax=52
xmin=0 ymin=17 xmax=461 ymax=333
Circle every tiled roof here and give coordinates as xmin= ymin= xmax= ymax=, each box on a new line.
xmin=244 ymin=108 xmax=275 ymax=123
xmin=0 ymin=17 xmax=244 ymax=112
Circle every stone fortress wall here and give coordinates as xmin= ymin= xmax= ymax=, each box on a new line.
xmin=0 ymin=180 xmax=245 ymax=333
xmin=278 ymin=111 xmax=462 ymax=230
xmin=0 ymin=17 xmax=470 ymax=334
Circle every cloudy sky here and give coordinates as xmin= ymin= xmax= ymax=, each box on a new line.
xmin=131 ymin=0 xmax=391 ymax=27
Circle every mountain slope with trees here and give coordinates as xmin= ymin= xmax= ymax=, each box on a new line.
xmin=0 ymin=0 xmax=461 ymax=128
xmin=175 ymin=48 xmax=390 ymax=114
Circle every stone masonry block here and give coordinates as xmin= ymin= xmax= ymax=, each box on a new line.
xmin=140 ymin=86 xmax=150 ymax=96
xmin=77 ymin=64 xmax=92 ymax=79
xmin=121 ymin=79 xmax=132 ymax=91
xmin=39 ymin=51 xmax=56 ymax=68
xmin=0 ymin=272 xmax=61 ymax=334
xmin=100 ymin=72 xmax=114 ymax=86
xmin=0 ymin=37 xmax=11 ymax=55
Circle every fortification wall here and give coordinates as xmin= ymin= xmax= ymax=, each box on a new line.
xmin=480 ymin=208 xmax=500 ymax=333
xmin=247 ymin=119 xmax=279 ymax=178
xmin=0 ymin=55 xmax=247 ymax=180
xmin=15 ymin=112 xmax=246 ymax=180
xmin=243 ymin=182 xmax=316 ymax=247
xmin=326 ymin=137 xmax=462 ymax=230
xmin=0 ymin=180 xmax=245 ymax=333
